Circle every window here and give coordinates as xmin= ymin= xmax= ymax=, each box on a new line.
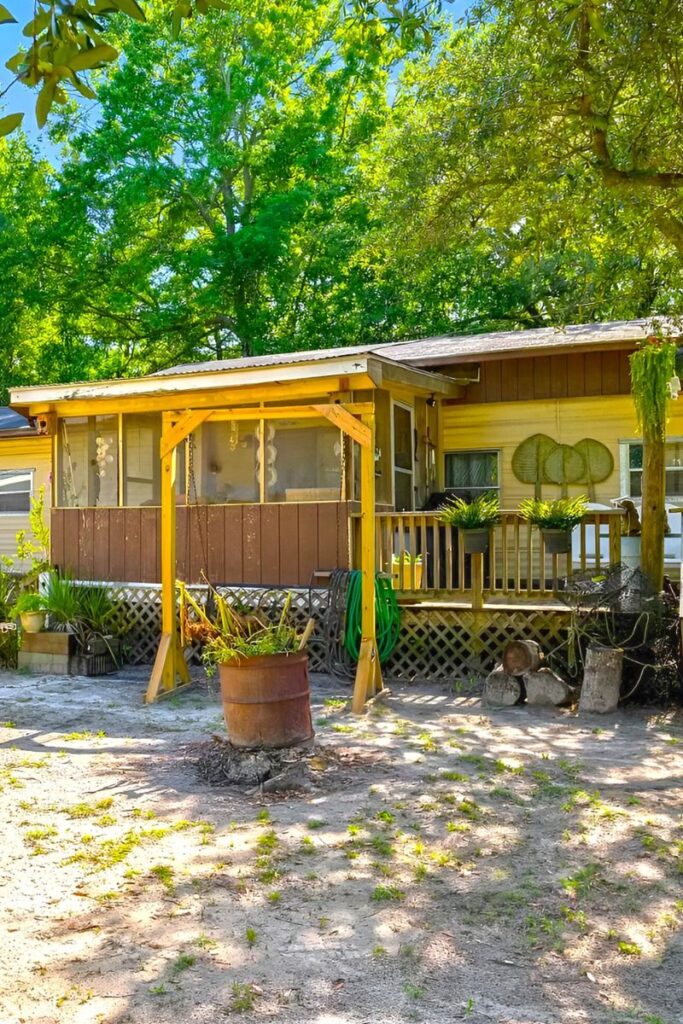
xmin=444 ymin=450 xmax=499 ymax=501
xmin=0 ymin=469 xmax=32 ymax=513
xmin=627 ymin=441 xmax=683 ymax=499
xmin=393 ymin=403 xmax=414 ymax=511
xmin=196 ymin=420 xmax=259 ymax=504
xmin=265 ymin=420 xmax=341 ymax=502
xmin=58 ymin=415 xmax=119 ymax=507
xmin=123 ymin=414 xmax=161 ymax=506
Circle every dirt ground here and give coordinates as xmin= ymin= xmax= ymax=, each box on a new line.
xmin=0 ymin=667 xmax=681 ymax=1024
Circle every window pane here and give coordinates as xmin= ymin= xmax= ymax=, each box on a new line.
xmin=123 ymin=414 xmax=161 ymax=506
xmin=198 ymin=420 xmax=259 ymax=504
xmin=58 ymin=415 xmax=119 ymax=507
xmin=265 ymin=421 xmax=341 ymax=502
xmin=445 ymin=451 xmax=499 ymax=500
xmin=629 ymin=445 xmax=643 ymax=470
xmin=0 ymin=470 xmax=31 ymax=513
xmin=394 ymin=471 xmax=413 ymax=512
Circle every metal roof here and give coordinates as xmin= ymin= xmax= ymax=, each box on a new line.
xmin=157 ymin=319 xmax=676 ymax=377
xmin=0 ymin=407 xmax=30 ymax=433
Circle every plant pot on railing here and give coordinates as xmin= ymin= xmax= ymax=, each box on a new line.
xmin=391 ymin=555 xmax=423 ymax=590
xmin=519 ymin=496 xmax=588 ymax=557
xmin=436 ymin=494 xmax=500 ymax=557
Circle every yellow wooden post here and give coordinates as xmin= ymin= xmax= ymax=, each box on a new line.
xmin=352 ymin=410 xmax=382 ymax=713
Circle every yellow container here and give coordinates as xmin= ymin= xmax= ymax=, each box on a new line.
xmin=391 ymin=558 xmax=423 ymax=590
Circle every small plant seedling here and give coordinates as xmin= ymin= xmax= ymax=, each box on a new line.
xmin=373 ymin=944 xmax=387 ymax=957
xmin=371 ymin=884 xmax=405 ymax=902
xmin=268 ymin=890 xmax=281 ymax=904
xmin=404 ymin=982 xmax=424 ymax=999
xmin=617 ymin=940 xmax=642 ymax=956
xmin=150 ymin=984 xmax=167 ymax=996
xmin=307 ymin=818 xmax=326 ymax=830
xmin=171 ymin=953 xmax=196 ymax=975
xmin=194 ymin=933 xmax=218 ymax=950
xmin=230 ymin=982 xmax=257 ymax=1013
xmin=245 ymin=926 xmax=257 ymax=947
xmin=151 ymin=864 xmax=175 ymax=893
xmin=256 ymin=809 xmax=271 ymax=824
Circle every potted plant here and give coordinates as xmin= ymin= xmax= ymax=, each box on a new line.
xmin=391 ymin=552 xmax=423 ymax=590
xmin=181 ymin=586 xmax=313 ymax=749
xmin=437 ymin=494 xmax=500 ymax=554
xmin=519 ymin=495 xmax=588 ymax=554
xmin=12 ymin=591 xmax=47 ymax=634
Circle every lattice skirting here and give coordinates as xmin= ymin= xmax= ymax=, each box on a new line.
xmin=382 ymin=607 xmax=571 ymax=683
xmin=71 ymin=580 xmax=570 ymax=684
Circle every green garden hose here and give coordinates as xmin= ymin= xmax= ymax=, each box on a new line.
xmin=343 ymin=571 xmax=400 ymax=663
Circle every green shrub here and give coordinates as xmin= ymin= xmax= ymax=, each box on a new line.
xmin=437 ymin=494 xmax=500 ymax=529
xmin=518 ymin=496 xmax=587 ymax=531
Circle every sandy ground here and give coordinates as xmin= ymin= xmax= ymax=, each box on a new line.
xmin=0 ymin=667 xmax=681 ymax=1024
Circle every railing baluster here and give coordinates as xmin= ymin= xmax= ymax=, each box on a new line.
xmin=445 ymin=525 xmax=454 ymax=590
xmin=433 ymin=515 xmax=441 ymax=590
xmin=594 ymin=516 xmax=601 ymax=571
xmin=501 ymin=516 xmax=509 ymax=596
xmin=526 ymin=521 xmax=533 ymax=597
xmin=489 ymin=525 xmax=497 ymax=595
xmin=458 ymin=532 xmax=465 ymax=594
xmin=409 ymin=515 xmax=417 ymax=591
xmin=608 ymin=514 xmax=621 ymax=565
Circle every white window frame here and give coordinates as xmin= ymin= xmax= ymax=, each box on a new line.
xmin=619 ymin=436 xmax=683 ymax=501
xmin=0 ymin=468 xmax=34 ymax=515
xmin=391 ymin=400 xmax=414 ymax=511
xmin=443 ymin=449 xmax=501 ymax=501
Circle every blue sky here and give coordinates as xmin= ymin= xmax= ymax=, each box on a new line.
xmin=0 ymin=1 xmax=470 ymax=156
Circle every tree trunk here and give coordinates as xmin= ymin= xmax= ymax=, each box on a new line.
xmin=524 ymin=668 xmax=574 ymax=706
xmin=484 ymin=666 xmax=523 ymax=706
xmin=579 ymin=645 xmax=623 ymax=714
xmin=640 ymin=422 xmax=666 ymax=591
xmin=502 ymin=640 xmax=542 ymax=676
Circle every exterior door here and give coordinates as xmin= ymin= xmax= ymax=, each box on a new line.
xmin=393 ymin=403 xmax=414 ymax=511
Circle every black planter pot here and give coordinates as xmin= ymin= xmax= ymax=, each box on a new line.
xmin=462 ymin=527 xmax=490 ymax=554
xmin=541 ymin=528 xmax=572 ymax=555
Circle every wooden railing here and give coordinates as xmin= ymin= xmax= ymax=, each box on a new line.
xmin=367 ymin=509 xmax=625 ymax=606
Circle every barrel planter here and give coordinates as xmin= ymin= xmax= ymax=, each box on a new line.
xmin=219 ymin=651 xmax=314 ymax=749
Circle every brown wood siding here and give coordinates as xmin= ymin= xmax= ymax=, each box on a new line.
xmin=51 ymin=502 xmax=351 ymax=586
xmin=450 ymin=349 xmax=633 ymax=405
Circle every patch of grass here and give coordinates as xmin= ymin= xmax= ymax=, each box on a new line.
xmin=458 ymin=799 xmax=481 ymax=821
xmin=324 ymin=698 xmax=347 ymax=711
xmin=64 ymin=829 xmax=143 ymax=870
xmin=1 ymin=720 xmax=16 ymax=728
xmin=404 ymin=982 xmax=424 ymax=999
xmin=300 ymin=836 xmax=316 ymax=855
xmin=245 ymin=926 xmax=257 ymax=947
xmin=171 ymin=952 xmax=196 ymax=975
xmin=61 ymin=730 xmax=106 ymax=741
xmin=267 ymin=890 xmax=281 ymax=904
xmin=150 ymin=864 xmax=175 ymax=894
xmin=440 ymin=770 xmax=468 ymax=782
xmin=371 ymin=884 xmax=405 ymax=902
xmin=560 ymin=863 xmax=603 ymax=899
xmin=256 ymin=829 xmax=278 ymax=854
xmin=194 ymin=933 xmax=218 ymax=950
xmin=256 ymin=809 xmax=271 ymax=824
xmin=372 ymin=944 xmax=387 ymax=957
xmin=617 ymin=940 xmax=642 ymax=956
xmin=307 ymin=818 xmax=326 ymax=830
xmin=332 ymin=723 xmax=355 ymax=734
xmin=370 ymin=835 xmax=394 ymax=857
xmin=230 ymin=982 xmax=258 ymax=1013
xmin=149 ymin=984 xmax=167 ymax=996
xmin=64 ymin=797 xmax=114 ymax=819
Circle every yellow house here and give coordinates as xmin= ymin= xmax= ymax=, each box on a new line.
xmin=0 ymin=408 xmax=52 ymax=567
xmin=9 ymin=318 xmax=679 ymax=599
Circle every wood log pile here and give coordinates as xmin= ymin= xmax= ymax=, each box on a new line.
xmin=484 ymin=639 xmax=624 ymax=713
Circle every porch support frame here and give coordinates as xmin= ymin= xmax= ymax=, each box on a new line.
xmin=145 ymin=401 xmax=381 ymax=711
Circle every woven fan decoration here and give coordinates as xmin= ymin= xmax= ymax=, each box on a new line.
xmin=574 ymin=438 xmax=614 ymax=500
xmin=543 ymin=443 xmax=586 ymax=497
xmin=511 ymin=433 xmax=557 ymax=499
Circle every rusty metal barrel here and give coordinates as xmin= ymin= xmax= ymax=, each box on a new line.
xmin=218 ymin=652 xmax=314 ymax=749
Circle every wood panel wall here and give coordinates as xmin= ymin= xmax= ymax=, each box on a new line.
xmin=51 ymin=502 xmax=351 ymax=586
xmin=448 ymin=349 xmax=633 ymax=405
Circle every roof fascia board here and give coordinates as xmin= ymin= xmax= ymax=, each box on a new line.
xmin=367 ymin=356 xmax=464 ymax=396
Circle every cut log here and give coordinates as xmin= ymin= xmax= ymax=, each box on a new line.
xmin=502 ymin=639 xmax=542 ymax=676
xmin=484 ymin=665 xmax=523 ymax=706
xmin=579 ymin=645 xmax=623 ymax=714
xmin=524 ymin=668 xmax=574 ymax=707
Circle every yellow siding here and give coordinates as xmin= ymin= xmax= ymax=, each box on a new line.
xmin=0 ymin=435 xmax=52 ymax=565
xmin=440 ymin=394 xmax=683 ymax=506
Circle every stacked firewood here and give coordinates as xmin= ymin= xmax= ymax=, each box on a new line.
xmin=483 ymin=640 xmax=576 ymax=707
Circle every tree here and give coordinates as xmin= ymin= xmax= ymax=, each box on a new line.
xmin=0 ymin=0 xmax=439 ymax=135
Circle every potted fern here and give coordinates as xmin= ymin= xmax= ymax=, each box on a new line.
xmin=519 ymin=495 xmax=588 ymax=554
xmin=11 ymin=591 xmax=47 ymax=634
xmin=437 ymin=494 xmax=500 ymax=554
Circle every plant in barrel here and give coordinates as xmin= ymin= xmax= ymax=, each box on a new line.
xmin=180 ymin=585 xmax=314 ymax=749
xmin=437 ymin=494 xmax=500 ymax=554
xmin=519 ymin=495 xmax=588 ymax=555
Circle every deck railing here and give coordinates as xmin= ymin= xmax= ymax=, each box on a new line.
xmin=367 ymin=509 xmax=625 ymax=606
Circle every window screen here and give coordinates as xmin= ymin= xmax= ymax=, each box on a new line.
xmin=628 ymin=442 xmax=683 ymax=499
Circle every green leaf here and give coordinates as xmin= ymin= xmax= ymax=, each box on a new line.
xmin=67 ymin=44 xmax=119 ymax=72
xmin=0 ymin=111 xmax=23 ymax=136
xmin=0 ymin=4 xmax=16 ymax=25
xmin=110 ymin=0 xmax=147 ymax=21
xmin=35 ymin=77 xmax=57 ymax=128
xmin=72 ymin=76 xmax=98 ymax=100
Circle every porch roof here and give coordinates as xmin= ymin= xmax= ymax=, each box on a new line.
xmin=10 ymin=352 xmax=461 ymax=418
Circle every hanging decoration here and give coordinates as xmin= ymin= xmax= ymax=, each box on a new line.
xmin=511 ymin=435 xmax=614 ymax=498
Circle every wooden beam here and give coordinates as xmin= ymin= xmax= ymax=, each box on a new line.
xmin=313 ymin=404 xmax=372 ymax=448
xmin=160 ymin=409 xmax=210 ymax=459
xmin=367 ymin=357 xmax=463 ymax=397
xmin=205 ymin=402 xmax=374 ymax=424
xmin=352 ymin=410 xmax=380 ymax=713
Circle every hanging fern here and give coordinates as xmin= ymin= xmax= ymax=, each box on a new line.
xmin=629 ymin=336 xmax=677 ymax=440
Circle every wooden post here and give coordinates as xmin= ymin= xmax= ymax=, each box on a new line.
xmin=471 ymin=551 xmax=484 ymax=611
xmin=352 ymin=410 xmax=382 ymax=713
xmin=641 ymin=421 xmax=666 ymax=591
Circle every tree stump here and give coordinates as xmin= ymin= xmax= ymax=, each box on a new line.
xmin=484 ymin=665 xmax=523 ymax=706
xmin=502 ymin=640 xmax=542 ymax=676
xmin=524 ymin=667 xmax=574 ymax=707
xmin=579 ymin=645 xmax=623 ymax=714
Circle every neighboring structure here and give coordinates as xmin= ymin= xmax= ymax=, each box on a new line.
xmin=0 ymin=408 xmax=51 ymax=565
xmin=9 ymin=318 xmax=681 ymax=591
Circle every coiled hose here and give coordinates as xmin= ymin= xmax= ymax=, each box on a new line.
xmin=342 ymin=570 xmax=401 ymax=664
